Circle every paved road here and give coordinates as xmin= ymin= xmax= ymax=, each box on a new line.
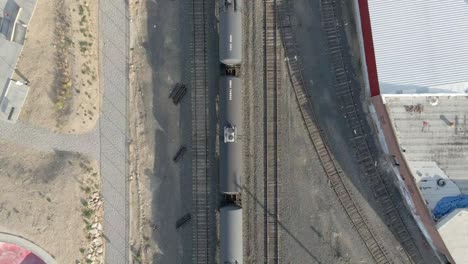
xmin=0 ymin=122 xmax=99 ymax=157
xmin=99 ymin=0 xmax=130 ymax=263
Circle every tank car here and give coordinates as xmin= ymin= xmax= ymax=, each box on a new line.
xmin=219 ymin=76 xmax=243 ymax=194
xmin=219 ymin=0 xmax=242 ymax=66
xmin=220 ymin=205 xmax=243 ymax=264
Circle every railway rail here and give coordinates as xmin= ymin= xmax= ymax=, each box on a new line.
xmin=276 ymin=2 xmax=394 ymax=264
xmin=263 ymin=0 xmax=280 ymax=263
xmin=319 ymin=0 xmax=424 ymax=263
xmin=191 ymin=0 xmax=211 ymax=263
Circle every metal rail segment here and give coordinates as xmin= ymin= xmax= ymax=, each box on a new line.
xmin=191 ymin=0 xmax=211 ymax=262
xmin=263 ymin=0 xmax=280 ymax=263
xmin=276 ymin=3 xmax=393 ymax=264
xmin=319 ymin=0 xmax=424 ymax=263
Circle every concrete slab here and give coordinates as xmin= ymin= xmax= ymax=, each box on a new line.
xmin=436 ymin=209 xmax=468 ymax=264
xmin=384 ymin=95 xmax=468 ymax=194
xmin=0 ymin=38 xmax=21 ymax=92
xmin=0 ymin=0 xmax=20 ymax=40
xmin=7 ymin=0 xmax=36 ymax=24
xmin=0 ymin=79 xmax=29 ymax=122
xmin=0 ymin=0 xmax=36 ymax=123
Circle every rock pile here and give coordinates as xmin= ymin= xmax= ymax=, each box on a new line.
xmin=80 ymin=191 xmax=104 ymax=264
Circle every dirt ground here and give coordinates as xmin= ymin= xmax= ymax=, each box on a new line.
xmin=127 ymin=0 xmax=197 ymax=262
xmin=241 ymin=1 xmax=376 ymax=263
xmin=0 ymin=142 xmax=104 ymax=263
xmin=277 ymin=35 xmax=375 ymax=263
xmin=127 ymin=1 xmax=163 ymax=263
xmin=127 ymin=0 xmax=381 ymax=263
xmin=284 ymin=0 xmax=439 ymax=263
xmin=127 ymin=0 xmax=225 ymax=261
xmin=17 ymin=0 xmax=100 ymax=134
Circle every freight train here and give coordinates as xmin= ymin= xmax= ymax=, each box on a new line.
xmin=218 ymin=0 xmax=243 ymax=263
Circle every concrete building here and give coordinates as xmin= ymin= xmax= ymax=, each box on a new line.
xmin=355 ymin=0 xmax=468 ymax=262
xmin=384 ymin=96 xmax=468 ymax=195
xmin=365 ymin=0 xmax=468 ymax=95
xmin=436 ymin=209 xmax=468 ymax=264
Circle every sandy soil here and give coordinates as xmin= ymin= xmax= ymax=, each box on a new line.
xmin=0 ymin=142 xmax=104 ymax=264
xmin=128 ymin=1 xmax=158 ymax=263
xmin=17 ymin=0 xmax=100 ymax=134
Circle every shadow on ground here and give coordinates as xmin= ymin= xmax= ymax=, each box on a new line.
xmin=144 ymin=0 xmax=192 ymax=262
xmin=143 ymin=0 xmax=218 ymax=263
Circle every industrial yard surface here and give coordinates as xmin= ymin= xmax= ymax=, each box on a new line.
xmin=124 ymin=0 xmax=441 ymax=263
xmin=241 ymin=1 xmax=375 ymax=263
xmin=272 ymin=0 xmax=441 ymax=263
xmin=260 ymin=1 xmax=431 ymax=263
xmin=1 ymin=0 xmax=462 ymax=263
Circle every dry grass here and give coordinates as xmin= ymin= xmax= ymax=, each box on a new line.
xmin=18 ymin=0 xmax=100 ymax=134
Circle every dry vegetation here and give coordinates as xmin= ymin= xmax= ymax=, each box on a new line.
xmin=18 ymin=0 xmax=100 ymax=134
xmin=0 ymin=142 xmax=103 ymax=263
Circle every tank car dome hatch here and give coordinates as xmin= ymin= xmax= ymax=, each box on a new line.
xmin=219 ymin=0 xmax=243 ymax=66
xmin=220 ymin=205 xmax=243 ymax=264
xmin=224 ymin=125 xmax=237 ymax=143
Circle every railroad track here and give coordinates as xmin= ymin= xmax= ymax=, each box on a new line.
xmin=263 ymin=0 xmax=280 ymax=263
xmin=276 ymin=3 xmax=393 ymax=264
xmin=191 ymin=0 xmax=211 ymax=263
xmin=319 ymin=0 xmax=424 ymax=263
